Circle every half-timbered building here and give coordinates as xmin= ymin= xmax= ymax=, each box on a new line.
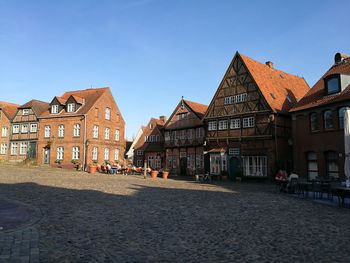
xmin=203 ymin=52 xmax=309 ymax=180
xmin=9 ymin=100 xmax=49 ymax=162
xmin=164 ymin=98 xmax=208 ymax=176
xmin=133 ymin=117 xmax=166 ymax=169
xmin=290 ymin=53 xmax=350 ymax=180
xmin=0 ymin=101 xmax=19 ymax=161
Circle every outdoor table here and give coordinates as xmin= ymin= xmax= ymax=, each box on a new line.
xmin=111 ymin=167 xmax=118 ymax=174
xmin=332 ymin=187 xmax=350 ymax=207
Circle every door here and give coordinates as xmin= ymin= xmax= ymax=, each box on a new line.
xmin=180 ymin=157 xmax=187 ymax=175
xmin=44 ymin=148 xmax=50 ymax=164
xmin=229 ymin=157 xmax=241 ymax=180
xmin=28 ymin=142 xmax=37 ymax=159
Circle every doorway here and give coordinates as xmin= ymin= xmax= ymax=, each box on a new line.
xmin=44 ymin=148 xmax=50 ymax=164
xmin=229 ymin=157 xmax=241 ymax=180
xmin=180 ymin=157 xmax=187 ymax=175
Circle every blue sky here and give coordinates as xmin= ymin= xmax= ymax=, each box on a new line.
xmin=1 ymin=0 xmax=349 ymax=139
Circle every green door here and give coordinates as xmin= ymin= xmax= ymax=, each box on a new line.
xmin=229 ymin=157 xmax=241 ymax=180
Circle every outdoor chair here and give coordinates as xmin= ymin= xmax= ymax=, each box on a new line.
xmin=287 ymin=178 xmax=298 ymax=194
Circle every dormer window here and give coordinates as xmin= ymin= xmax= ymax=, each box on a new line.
xmin=325 ymin=75 xmax=340 ymax=94
xmin=51 ymin=105 xmax=59 ymax=114
xmin=67 ymin=103 xmax=75 ymax=113
xmin=22 ymin=109 xmax=29 ymax=115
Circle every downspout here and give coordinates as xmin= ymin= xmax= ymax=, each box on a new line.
xmin=274 ymin=113 xmax=279 ymax=169
xmin=83 ymin=114 xmax=87 ymax=171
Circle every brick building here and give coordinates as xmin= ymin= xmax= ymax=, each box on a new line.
xmin=290 ymin=53 xmax=350 ymax=180
xmin=9 ymin=100 xmax=49 ymax=162
xmin=37 ymin=87 xmax=125 ymax=169
xmin=133 ymin=117 xmax=166 ymax=169
xmin=0 ymin=102 xmax=19 ymax=161
xmin=203 ymin=52 xmax=310 ymax=180
xmin=164 ymin=98 xmax=207 ymax=176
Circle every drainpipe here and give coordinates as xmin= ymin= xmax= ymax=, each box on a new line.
xmin=83 ymin=114 xmax=87 ymax=171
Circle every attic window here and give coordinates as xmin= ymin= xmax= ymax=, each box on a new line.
xmin=22 ymin=109 xmax=29 ymax=115
xmin=67 ymin=103 xmax=75 ymax=113
xmin=270 ymin=93 xmax=276 ymax=99
xmin=51 ymin=105 xmax=59 ymax=114
xmin=325 ymin=75 xmax=340 ymax=94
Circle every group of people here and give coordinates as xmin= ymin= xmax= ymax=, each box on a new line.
xmin=275 ymin=169 xmax=299 ymax=192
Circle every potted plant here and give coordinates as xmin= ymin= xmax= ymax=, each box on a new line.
xmin=54 ymin=159 xmax=62 ymax=168
xmin=88 ymin=160 xmax=98 ymax=173
xmin=71 ymin=159 xmax=81 ymax=170
xmin=162 ymin=168 xmax=169 ymax=179
xmin=151 ymin=169 xmax=159 ymax=178
xmin=234 ymin=169 xmax=243 ymax=182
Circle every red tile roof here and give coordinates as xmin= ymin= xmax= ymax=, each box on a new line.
xmin=183 ymin=100 xmax=208 ymax=119
xmin=55 ymin=96 xmax=67 ymax=105
xmin=0 ymin=101 xmax=19 ymax=119
xmin=40 ymin=87 xmax=108 ymax=117
xmin=239 ymin=53 xmax=310 ymax=112
xmin=19 ymin=99 xmax=50 ymax=117
xmin=290 ymin=57 xmax=350 ymax=112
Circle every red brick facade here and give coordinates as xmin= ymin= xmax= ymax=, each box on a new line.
xmin=0 ymin=102 xmax=19 ymax=161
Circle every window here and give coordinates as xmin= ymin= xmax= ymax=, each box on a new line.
xmin=210 ymin=154 xmax=222 ymax=174
xmin=243 ymin=117 xmax=255 ymax=128
xmin=229 ymin=148 xmax=240 ymax=155
xmin=196 ymin=128 xmax=203 ymax=138
xmin=177 ymin=113 xmax=188 ymax=120
xmin=324 ymin=110 xmax=333 ymax=129
xmin=51 ymin=105 xmax=59 ymax=114
xmin=57 ymin=147 xmax=64 ymax=160
xmin=306 ymin=152 xmax=318 ymax=180
xmin=10 ymin=142 xmax=18 ymax=155
xmin=234 ymin=93 xmax=247 ymax=103
xmin=105 ymin=107 xmax=111 ymax=120
xmin=21 ymin=124 xmax=28 ymax=133
xmin=44 ymin=126 xmax=51 ymax=138
xmin=165 ymin=132 xmax=170 ymax=141
xmin=58 ymin=125 xmax=64 ymax=137
xmin=325 ymin=151 xmax=339 ymax=178
xmin=12 ymin=125 xmax=19 ymax=134
xmin=137 ymin=150 xmax=144 ymax=155
xmin=115 ymin=130 xmax=120 ymax=141
xmin=230 ymin=119 xmax=240 ymax=129
xmin=2 ymin=127 xmax=8 ymax=137
xmin=105 ymin=128 xmax=110 ymax=140
xmin=114 ymin=149 xmax=119 ymax=161
xmin=310 ymin=113 xmax=319 ymax=131
xmin=0 ymin=144 xmax=7 ymax=155
xmin=67 ymin=103 xmax=75 ymax=113
xmin=93 ymin=125 xmax=99 ymax=138
xmin=30 ymin=124 xmax=37 ymax=133
xmin=156 ymin=135 xmax=160 ymax=141
xmin=73 ymin=124 xmax=80 ymax=137
xmin=208 ymin=121 xmax=217 ymax=131
xmin=218 ymin=120 xmax=228 ymax=130
xmin=92 ymin=147 xmax=98 ymax=161
xmin=224 ymin=96 xmax=233 ymax=105
xmin=188 ymin=129 xmax=193 ymax=140
xmin=104 ymin=148 xmax=109 ymax=160
xmin=22 ymin=109 xmax=29 ymax=115
xmin=338 ymin=107 xmax=346 ymax=129
xmin=180 ymin=131 xmax=185 ymax=140
xmin=20 ymin=142 xmax=27 ymax=155
xmin=137 ymin=160 xmax=143 ymax=167
xmin=242 ymin=156 xmax=267 ymax=177
xmin=325 ymin=75 xmax=340 ymax=94
xmin=144 ymin=136 xmax=148 ymax=142
xmin=72 ymin=146 xmax=80 ymax=160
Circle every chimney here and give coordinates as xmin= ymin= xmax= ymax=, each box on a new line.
xmin=335 ymin=52 xmax=349 ymax=64
xmin=265 ymin=61 xmax=274 ymax=68
xmin=159 ymin=116 xmax=167 ymax=123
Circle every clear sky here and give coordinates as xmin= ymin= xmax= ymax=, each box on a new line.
xmin=1 ymin=0 xmax=349 ymax=139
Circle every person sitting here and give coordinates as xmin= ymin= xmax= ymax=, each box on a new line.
xmin=275 ymin=169 xmax=288 ymax=192
xmin=106 ymin=163 xmax=112 ymax=174
xmin=286 ymin=172 xmax=299 ymax=193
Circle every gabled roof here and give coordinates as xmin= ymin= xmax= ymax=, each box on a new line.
xmin=70 ymin=95 xmax=85 ymax=104
xmin=183 ymin=100 xmax=208 ymax=119
xmin=40 ymin=87 xmax=109 ymax=117
xmin=290 ymin=56 xmax=350 ymax=112
xmin=54 ymin=96 xmax=67 ymax=105
xmin=0 ymin=101 xmax=19 ymax=119
xmin=18 ymin=99 xmax=50 ymax=117
xmin=239 ymin=53 xmax=310 ymax=112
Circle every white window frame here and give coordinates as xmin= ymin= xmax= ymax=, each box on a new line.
xmin=242 ymin=156 xmax=267 ymax=177
xmin=21 ymin=124 xmax=28 ymax=133
xmin=2 ymin=127 xmax=8 ymax=137
xmin=0 ymin=143 xmax=7 ymax=154
xmin=93 ymin=125 xmax=99 ymax=139
xmin=67 ymin=103 xmax=75 ymax=113
xmin=104 ymin=148 xmax=109 ymax=161
xmin=19 ymin=142 xmax=27 ymax=155
xmin=105 ymin=128 xmax=110 ymax=140
xmin=208 ymin=121 xmax=217 ymax=131
xmin=51 ymin=105 xmax=59 ymax=114
xmin=115 ymin=130 xmax=120 ymax=141
xmin=57 ymin=146 xmax=64 ymax=160
xmin=58 ymin=125 xmax=65 ymax=138
xmin=234 ymin=93 xmax=248 ymax=103
xmin=30 ymin=124 xmax=38 ymax=133
xmin=12 ymin=125 xmax=19 ymax=134
xmin=224 ymin=96 xmax=233 ymax=105
xmin=196 ymin=128 xmax=203 ymax=138
xmin=105 ymin=108 xmax=111 ymax=120
xmin=137 ymin=150 xmax=144 ymax=156
xmin=230 ymin=119 xmax=241 ymax=129
xmin=92 ymin=147 xmax=98 ymax=161
xmin=114 ymin=149 xmax=119 ymax=161
xmin=243 ymin=117 xmax=255 ymax=128
xmin=10 ymin=142 xmax=18 ymax=155
xmin=218 ymin=120 xmax=228 ymax=130
xmin=72 ymin=146 xmax=80 ymax=160
xmin=73 ymin=124 xmax=80 ymax=137
xmin=44 ymin=126 xmax=51 ymax=138
xmin=22 ymin=109 xmax=29 ymax=115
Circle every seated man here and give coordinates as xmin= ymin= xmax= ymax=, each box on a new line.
xmin=106 ymin=163 xmax=112 ymax=174
xmin=275 ymin=169 xmax=288 ymax=192
xmin=286 ymin=172 xmax=299 ymax=193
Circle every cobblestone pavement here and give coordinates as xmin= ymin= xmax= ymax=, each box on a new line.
xmin=0 ymin=165 xmax=350 ymax=262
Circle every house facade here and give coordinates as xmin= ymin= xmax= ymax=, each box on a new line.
xmin=291 ymin=53 xmax=350 ymax=180
xmin=164 ymin=98 xmax=207 ymax=176
xmin=126 ymin=126 xmax=144 ymax=164
xmin=133 ymin=117 xmax=166 ymax=169
xmin=0 ymin=102 xmax=19 ymax=161
xmin=203 ymin=52 xmax=310 ymax=180
xmin=37 ymin=87 xmax=125 ymax=169
xmin=9 ymin=100 xmax=49 ymax=162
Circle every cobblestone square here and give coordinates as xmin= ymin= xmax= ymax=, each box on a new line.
xmin=0 ymin=165 xmax=350 ymax=262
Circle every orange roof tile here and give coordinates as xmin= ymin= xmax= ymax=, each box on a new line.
xmin=239 ymin=53 xmax=310 ymax=112
xmin=0 ymin=101 xmax=19 ymax=119
xmin=19 ymin=99 xmax=50 ymax=117
xmin=291 ymin=56 xmax=350 ymax=112
xmin=183 ymin=100 xmax=208 ymax=119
